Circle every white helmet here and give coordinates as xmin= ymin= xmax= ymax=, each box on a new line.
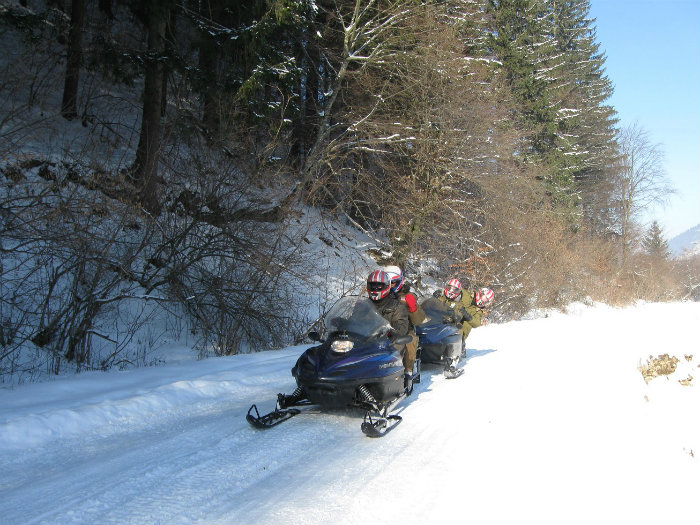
xmin=383 ymin=265 xmax=405 ymax=293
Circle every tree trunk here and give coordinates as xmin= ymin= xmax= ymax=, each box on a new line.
xmin=61 ymin=0 xmax=85 ymax=120
xmin=133 ymin=2 xmax=167 ymax=215
xmin=197 ymin=0 xmax=224 ymax=138
xmin=199 ymin=35 xmax=219 ymax=136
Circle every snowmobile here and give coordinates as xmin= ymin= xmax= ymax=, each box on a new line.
xmin=246 ymin=296 xmax=415 ymax=437
xmin=415 ymin=297 xmax=466 ymax=379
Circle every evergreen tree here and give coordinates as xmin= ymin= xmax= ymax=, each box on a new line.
xmin=642 ymin=220 xmax=670 ymax=260
xmin=544 ymin=0 xmax=619 ymax=231
xmin=484 ymin=0 xmax=582 ymax=214
xmin=483 ymin=0 xmax=618 ymax=224
xmin=486 ymin=0 xmax=558 ymax=160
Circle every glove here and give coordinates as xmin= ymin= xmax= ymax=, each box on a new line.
xmin=461 ymin=312 xmax=473 ymax=322
xmin=442 ymin=315 xmax=456 ymax=324
xmin=433 ymin=289 xmax=442 ymax=298
xmin=403 ymin=293 xmax=418 ymax=313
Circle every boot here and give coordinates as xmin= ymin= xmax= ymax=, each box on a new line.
xmin=443 ymin=357 xmax=463 ymax=379
xmin=403 ymin=371 xmax=413 ymax=396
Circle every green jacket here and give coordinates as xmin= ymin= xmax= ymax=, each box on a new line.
xmin=437 ymin=291 xmax=482 ymax=340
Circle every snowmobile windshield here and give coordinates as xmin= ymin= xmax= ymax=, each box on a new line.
xmin=323 ymin=296 xmax=392 ymax=343
xmin=419 ymin=297 xmax=456 ymax=324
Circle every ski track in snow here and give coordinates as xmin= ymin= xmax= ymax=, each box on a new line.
xmin=1 ymin=302 xmax=699 ymax=525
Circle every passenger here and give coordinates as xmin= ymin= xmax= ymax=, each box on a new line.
xmin=436 ymin=279 xmax=494 ymax=353
xmin=382 ymin=265 xmax=424 ymax=392
xmin=366 ymin=269 xmax=413 ymax=394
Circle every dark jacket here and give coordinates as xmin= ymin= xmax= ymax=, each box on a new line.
xmin=372 ymin=294 xmax=410 ymax=337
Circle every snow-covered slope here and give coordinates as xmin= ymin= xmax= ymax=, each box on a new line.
xmin=1 ymin=301 xmax=699 ymax=525
xmin=670 ymin=225 xmax=700 ymax=258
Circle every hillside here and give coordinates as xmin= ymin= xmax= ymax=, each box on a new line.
xmin=1 ymin=301 xmax=699 ymax=525
xmin=670 ymin=225 xmax=700 ymax=258
xmin=2 ymin=1 xmax=699 ymax=396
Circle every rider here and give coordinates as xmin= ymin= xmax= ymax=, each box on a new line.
xmin=366 ymin=269 xmax=413 ymax=394
xmin=382 ymin=265 xmax=424 ymax=390
xmin=436 ymin=279 xmax=494 ymax=352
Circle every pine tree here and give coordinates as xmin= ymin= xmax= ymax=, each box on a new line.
xmin=642 ymin=221 xmax=670 ymax=260
xmin=486 ymin=0 xmax=558 ymax=160
xmin=544 ymin=0 xmax=619 ymax=231
xmin=483 ymin=0 xmax=619 ymax=224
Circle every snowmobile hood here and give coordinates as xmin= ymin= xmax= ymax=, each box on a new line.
xmin=293 ymin=296 xmax=404 ymax=383
xmin=296 ymin=339 xmax=403 ymax=382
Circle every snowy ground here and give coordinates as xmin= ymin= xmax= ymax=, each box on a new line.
xmin=1 ymin=301 xmax=698 ymax=525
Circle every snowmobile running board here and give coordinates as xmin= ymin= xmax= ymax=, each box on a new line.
xmin=246 ymin=404 xmax=301 ymax=429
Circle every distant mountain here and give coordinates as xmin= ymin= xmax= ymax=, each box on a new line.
xmin=669 ymin=225 xmax=700 ymax=258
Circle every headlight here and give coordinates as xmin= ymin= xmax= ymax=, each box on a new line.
xmin=331 ymin=340 xmax=354 ymax=353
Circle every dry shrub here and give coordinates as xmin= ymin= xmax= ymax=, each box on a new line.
xmin=638 ymin=354 xmax=679 ymax=383
xmin=603 ymin=251 xmax=691 ymax=305
xmin=671 ymin=254 xmax=700 ymax=301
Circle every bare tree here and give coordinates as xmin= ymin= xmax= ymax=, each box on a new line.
xmin=298 ymin=0 xmax=416 ymax=196
xmin=614 ymin=122 xmax=675 ymax=268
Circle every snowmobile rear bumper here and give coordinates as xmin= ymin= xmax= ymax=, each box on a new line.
xmin=419 ymin=340 xmax=461 ymax=365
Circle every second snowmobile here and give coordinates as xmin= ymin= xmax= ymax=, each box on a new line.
xmin=415 ymin=296 xmax=465 ymax=378
xmin=246 ymin=296 xmax=414 ymax=437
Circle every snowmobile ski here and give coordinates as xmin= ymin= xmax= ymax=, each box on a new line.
xmin=246 ymin=404 xmax=301 ymax=429
xmin=360 ymin=412 xmax=402 ymax=438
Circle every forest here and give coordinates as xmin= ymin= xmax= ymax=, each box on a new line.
xmin=1 ymin=0 xmax=698 ymax=381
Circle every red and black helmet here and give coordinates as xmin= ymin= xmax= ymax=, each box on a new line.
xmin=475 ymin=287 xmax=495 ymax=308
xmin=367 ymin=270 xmax=392 ymax=301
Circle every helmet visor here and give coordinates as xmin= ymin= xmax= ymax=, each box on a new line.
xmin=367 ymin=281 xmax=389 ymax=292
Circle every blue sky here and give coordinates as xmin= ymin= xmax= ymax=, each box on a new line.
xmin=588 ymin=0 xmax=700 ymax=238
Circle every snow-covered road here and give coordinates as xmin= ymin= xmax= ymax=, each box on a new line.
xmin=1 ymin=302 xmax=699 ymax=525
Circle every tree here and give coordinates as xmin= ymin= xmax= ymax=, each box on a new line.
xmin=131 ymin=0 xmax=170 ymax=214
xmin=486 ymin=0 xmax=557 ymax=159
xmin=61 ymin=0 xmax=85 ymax=120
xmin=614 ymin=123 xmax=675 ymax=268
xmin=544 ymin=0 xmax=619 ymax=230
xmin=642 ymin=220 xmax=670 ymax=260
xmin=290 ymin=0 xmax=420 ymax=203
xmin=480 ymin=0 xmax=621 ymax=228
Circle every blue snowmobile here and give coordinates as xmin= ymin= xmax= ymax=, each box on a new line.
xmin=415 ymin=297 xmax=466 ymax=379
xmin=246 ymin=296 xmax=414 ymax=437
